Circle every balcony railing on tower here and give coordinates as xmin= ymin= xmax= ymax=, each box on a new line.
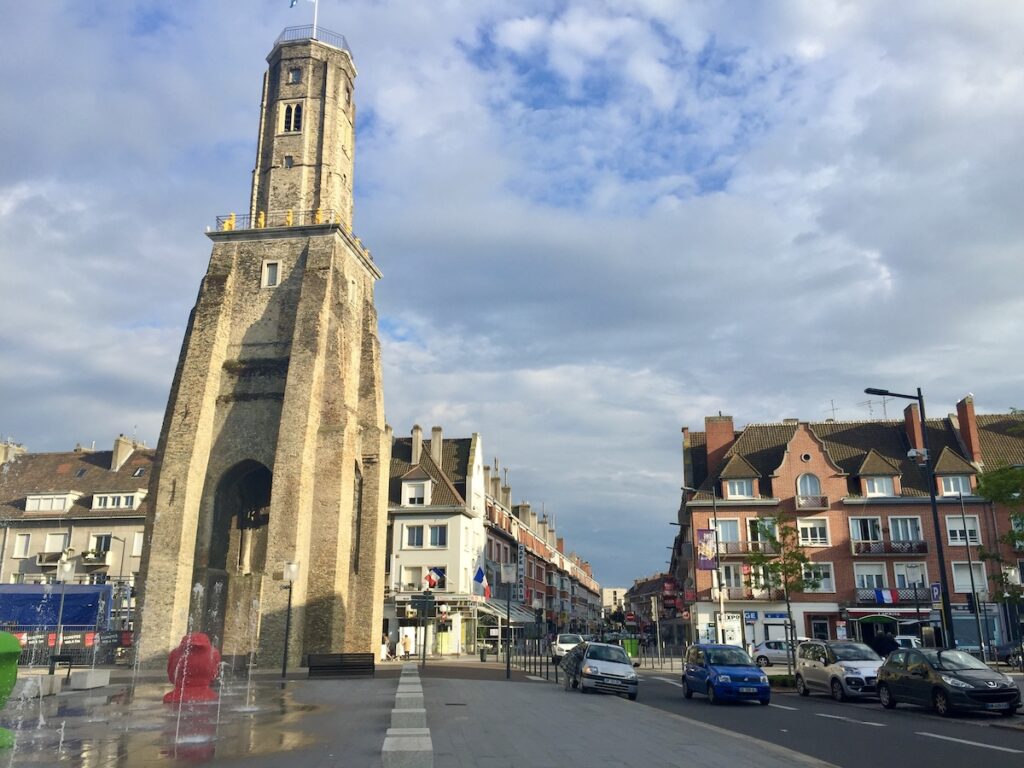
xmin=275 ymin=25 xmax=351 ymax=54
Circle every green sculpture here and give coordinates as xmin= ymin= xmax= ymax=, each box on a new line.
xmin=0 ymin=631 xmax=21 ymax=748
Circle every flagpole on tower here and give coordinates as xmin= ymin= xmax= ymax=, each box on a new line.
xmin=312 ymin=0 xmax=319 ymax=40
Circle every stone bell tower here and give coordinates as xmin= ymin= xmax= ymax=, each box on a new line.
xmin=136 ymin=26 xmax=391 ymax=667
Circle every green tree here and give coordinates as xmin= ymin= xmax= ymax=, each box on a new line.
xmin=976 ymin=463 xmax=1024 ymax=606
xmin=744 ymin=516 xmax=822 ymax=675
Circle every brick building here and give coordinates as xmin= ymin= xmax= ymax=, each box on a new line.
xmin=671 ymin=396 xmax=1024 ymax=650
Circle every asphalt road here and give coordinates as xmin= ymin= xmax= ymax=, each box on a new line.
xmin=635 ymin=672 xmax=1024 ymax=768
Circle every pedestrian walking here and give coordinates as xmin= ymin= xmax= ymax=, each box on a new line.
xmin=402 ymin=633 xmax=412 ymax=660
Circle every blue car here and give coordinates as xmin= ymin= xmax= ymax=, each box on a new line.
xmin=682 ymin=644 xmax=771 ymax=705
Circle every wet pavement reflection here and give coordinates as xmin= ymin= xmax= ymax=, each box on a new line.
xmin=0 ymin=680 xmax=318 ymax=765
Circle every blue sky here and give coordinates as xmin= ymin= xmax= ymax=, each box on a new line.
xmin=3 ymin=1 xmax=1024 ymax=587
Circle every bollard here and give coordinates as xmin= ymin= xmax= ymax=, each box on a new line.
xmin=480 ymin=646 xmax=486 ymax=663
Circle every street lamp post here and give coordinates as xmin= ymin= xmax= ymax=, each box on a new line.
xmin=281 ymin=561 xmax=299 ymax=679
xmin=905 ymin=563 xmax=923 ymax=641
xmin=54 ymin=559 xmax=75 ymax=657
xmin=533 ymin=598 xmax=544 ymax=676
xmin=957 ymin=492 xmax=987 ymax=660
xmin=682 ymin=485 xmax=724 ymax=643
xmin=501 ymin=564 xmax=515 ymax=680
xmin=865 ymin=387 xmax=956 ymax=648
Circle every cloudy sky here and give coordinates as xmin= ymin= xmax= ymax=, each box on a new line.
xmin=3 ymin=1 xmax=1023 ymax=586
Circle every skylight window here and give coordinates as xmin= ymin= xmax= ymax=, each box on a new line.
xmin=75 ymin=468 xmax=87 ymax=478
xmin=132 ymin=467 xmax=146 ymax=478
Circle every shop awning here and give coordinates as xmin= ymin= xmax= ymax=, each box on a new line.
xmin=474 ymin=598 xmax=538 ymax=625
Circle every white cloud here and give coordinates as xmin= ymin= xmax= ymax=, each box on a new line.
xmin=3 ymin=0 xmax=1024 ymax=585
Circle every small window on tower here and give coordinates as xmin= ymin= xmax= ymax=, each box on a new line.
xmin=283 ymin=155 xmax=294 ymax=169
xmin=288 ymin=68 xmax=302 ymax=84
xmin=282 ymin=103 xmax=303 ymax=133
xmin=263 ymin=261 xmax=280 ymax=288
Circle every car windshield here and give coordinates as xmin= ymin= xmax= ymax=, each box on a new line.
xmin=588 ymin=645 xmax=630 ymax=664
xmin=930 ymin=650 xmax=990 ymax=671
xmin=558 ymin=634 xmax=582 ymax=645
xmin=707 ymin=647 xmax=754 ymax=666
xmin=830 ymin=643 xmax=880 ymax=661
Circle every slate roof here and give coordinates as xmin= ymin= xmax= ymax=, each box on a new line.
xmin=976 ymin=413 xmax=1024 ymax=469
xmin=686 ymin=412 xmax=1015 ymax=499
xmin=389 ymin=436 xmax=472 ymax=507
xmin=0 ymin=448 xmax=154 ymax=520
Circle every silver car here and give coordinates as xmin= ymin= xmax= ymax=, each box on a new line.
xmin=795 ymin=640 xmax=883 ymax=701
xmin=551 ymin=633 xmax=584 ymax=664
xmin=751 ymin=640 xmax=793 ymax=667
xmin=564 ymin=642 xmax=639 ymax=700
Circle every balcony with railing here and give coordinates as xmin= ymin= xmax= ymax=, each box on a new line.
xmin=855 ymin=587 xmax=930 ymax=605
xmin=35 ymin=551 xmax=64 ymax=567
xmin=275 ymin=25 xmax=351 ymax=54
xmin=851 ymin=539 xmax=928 ymax=556
xmin=706 ymin=587 xmax=784 ymax=601
xmin=796 ymin=495 xmax=829 ymax=511
xmin=716 ymin=541 xmax=777 ymax=557
xmin=81 ymin=550 xmax=112 ymax=568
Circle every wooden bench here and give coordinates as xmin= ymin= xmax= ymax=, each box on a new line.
xmin=307 ymin=652 xmax=375 ymax=678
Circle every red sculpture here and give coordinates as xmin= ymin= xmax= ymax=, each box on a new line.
xmin=164 ymin=633 xmax=221 ymax=704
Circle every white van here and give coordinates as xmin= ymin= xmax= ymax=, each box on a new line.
xmin=894 ymin=635 xmax=922 ymax=649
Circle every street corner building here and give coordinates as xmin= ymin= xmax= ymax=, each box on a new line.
xmin=135 ymin=26 xmax=391 ymax=668
xmin=669 ymin=396 xmax=1024 ymax=651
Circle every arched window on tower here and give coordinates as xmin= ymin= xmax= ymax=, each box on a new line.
xmin=282 ymin=103 xmax=303 ymax=133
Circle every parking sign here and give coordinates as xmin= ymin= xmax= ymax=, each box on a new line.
xmin=931 ymin=582 xmax=941 ymax=602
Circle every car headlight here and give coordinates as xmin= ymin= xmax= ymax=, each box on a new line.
xmin=759 ymin=675 xmax=769 ymax=684
xmin=583 ymin=665 xmax=598 ymax=675
xmin=626 ymin=672 xmax=638 ymax=681
xmin=716 ymin=675 xmax=732 ymax=683
xmin=940 ymin=675 xmax=972 ymax=689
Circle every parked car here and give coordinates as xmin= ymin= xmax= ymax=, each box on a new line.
xmin=551 ymin=633 xmax=584 ymax=664
xmin=876 ymin=648 xmax=1020 ymax=717
xmin=562 ymin=642 xmax=639 ymax=700
xmin=751 ymin=640 xmax=793 ymax=667
xmin=988 ymin=639 xmax=1024 ymax=666
xmin=795 ymin=640 xmax=882 ymax=701
xmin=894 ymin=635 xmax=922 ymax=649
xmin=682 ymin=644 xmax=770 ymax=705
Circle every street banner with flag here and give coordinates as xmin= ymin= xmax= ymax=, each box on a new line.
xmin=697 ymin=529 xmax=717 ymax=570
xmin=423 ymin=567 xmax=444 ymax=589
xmin=474 ymin=566 xmax=491 ymax=598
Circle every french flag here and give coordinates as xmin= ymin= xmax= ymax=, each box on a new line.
xmin=874 ymin=588 xmax=899 ymax=605
xmin=474 ymin=567 xmax=491 ymax=599
xmin=423 ymin=568 xmax=443 ymax=588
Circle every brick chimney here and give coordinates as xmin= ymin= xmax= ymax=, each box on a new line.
xmin=430 ymin=426 xmax=443 ymax=465
xmin=111 ymin=434 xmax=135 ymax=471
xmin=556 ymin=536 xmax=564 ymax=554
xmin=411 ymin=424 xmax=423 ymax=465
xmin=904 ymin=403 xmax=923 ymax=451
xmin=705 ymin=415 xmax=735 ymax=478
xmin=956 ymin=395 xmax=982 ymax=465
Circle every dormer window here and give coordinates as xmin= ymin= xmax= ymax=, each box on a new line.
xmin=91 ymin=492 xmax=145 ymax=511
xmin=725 ymin=479 xmax=753 ymax=499
xmin=941 ymin=475 xmax=971 ymax=496
xmin=25 ymin=492 xmax=80 ymax=512
xmin=864 ymin=476 xmax=895 ymax=497
xmin=403 ymin=481 xmax=429 ymax=506
xmin=132 ymin=467 xmax=146 ymax=478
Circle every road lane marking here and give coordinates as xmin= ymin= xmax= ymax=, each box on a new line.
xmin=815 ymin=713 xmax=885 ymax=727
xmin=653 ymin=677 xmax=682 ymax=687
xmin=769 ymin=703 xmax=798 ymax=710
xmin=526 ymin=676 xmax=545 ymax=681
xmin=915 ymin=732 xmax=1022 ymax=754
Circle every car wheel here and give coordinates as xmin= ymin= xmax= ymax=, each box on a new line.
xmin=707 ymin=684 xmax=718 ymax=705
xmin=760 ymin=697 xmax=771 ymax=706
xmin=878 ymin=683 xmax=896 ymax=709
xmin=628 ymin=692 xmax=638 ymax=701
xmin=933 ymin=689 xmax=954 ymax=717
xmin=796 ymin=675 xmax=809 ymax=697
xmin=682 ymin=678 xmax=693 ymax=699
xmin=756 ymin=655 xmax=771 ymax=667
xmin=831 ymin=678 xmax=847 ymax=702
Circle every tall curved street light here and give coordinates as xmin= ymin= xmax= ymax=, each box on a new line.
xmin=865 ymin=387 xmax=955 ymax=647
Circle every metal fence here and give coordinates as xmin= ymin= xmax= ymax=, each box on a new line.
xmin=6 ymin=625 xmax=132 ymax=667
xmin=275 ymin=25 xmax=351 ymax=54
xmin=215 ymin=208 xmax=344 ymax=232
